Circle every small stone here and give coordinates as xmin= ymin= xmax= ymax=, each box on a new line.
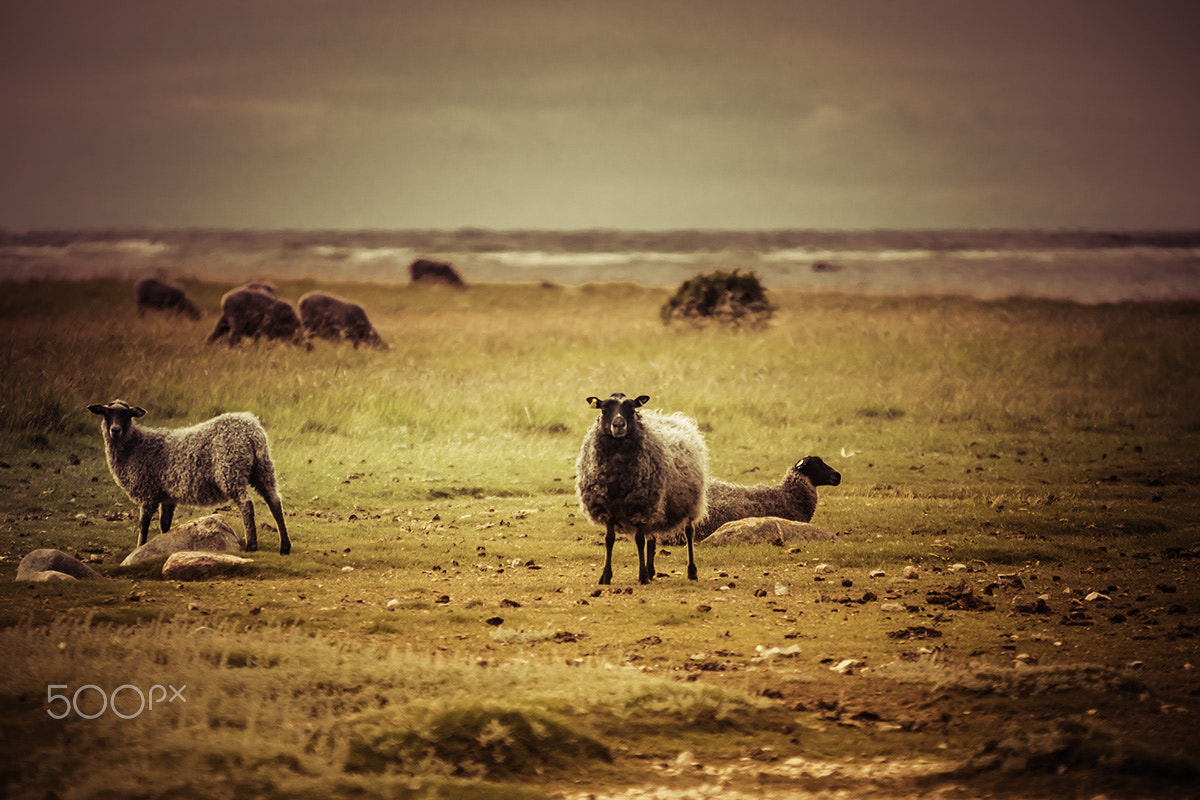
xmin=161 ymin=551 xmax=252 ymax=581
xmin=386 ymin=599 xmax=401 ymax=609
xmin=1084 ymin=591 xmax=1110 ymax=602
xmin=814 ymin=564 xmax=836 ymax=575
xmin=950 ymin=563 xmax=969 ymax=573
xmin=830 ymin=658 xmax=865 ymax=675
xmin=869 ymin=569 xmax=886 ymax=578
xmin=774 ymin=582 xmax=790 ymax=596
xmin=902 ymin=566 xmax=920 ymax=579
xmin=880 ymin=602 xmax=906 ymax=613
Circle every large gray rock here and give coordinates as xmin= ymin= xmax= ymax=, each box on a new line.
xmin=703 ymin=517 xmax=836 ymax=545
xmin=162 ymin=551 xmax=253 ymax=581
xmin=16 ymin=549 xmax=102 ymax=581
xmin=121 ymin=514 xmax=242 ymax=566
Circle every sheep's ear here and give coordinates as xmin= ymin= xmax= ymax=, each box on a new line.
xmin=87 ymin=404 xmax=107 ymax=416
xmin=131 ymin=406 xmax=147 ymax=418
xmin=633 ymin=395 xmax=650 ymax=407
xmin=587 ymin=396 xmax=602 ymax=408
xmin=795 ymin=458 xmax=809 ymax=469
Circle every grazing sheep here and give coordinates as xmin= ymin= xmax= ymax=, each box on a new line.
xmin=88 ymin=399 xmax=292 ymax=555
xmin=694 ymin=456 xmax=841 ymax=540
xmin=135 ymin=277 xmax=201 ymax=320
xmin=576 ymin=393 xmax=708 ymax=585
xmin=409 ymin=258 xmax=468 ymax=289
xmin=298 ymin=292 xmax=387 ymax=348
xmin=207 ymin=285 xmax=307 ymax=347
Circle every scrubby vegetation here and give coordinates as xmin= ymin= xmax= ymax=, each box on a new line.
xmin=660 ymin=269 xmax=775 ymax=327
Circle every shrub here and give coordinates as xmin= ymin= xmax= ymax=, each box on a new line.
xmin=660 ymin=269 xmax=775 ymax=327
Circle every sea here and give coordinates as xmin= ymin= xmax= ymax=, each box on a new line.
xmin=3 ymin=228 xmax=1200 ymax=304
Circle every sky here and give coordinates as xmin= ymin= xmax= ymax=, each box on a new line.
xmin=2 ymin=1 xmax=1198 ymax=231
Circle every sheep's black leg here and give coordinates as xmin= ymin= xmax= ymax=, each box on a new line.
xmin=599 ymin=520 xmax=615 ymax=585
xmin=160 ymin=502 xmax=175 ymax=533
xmin=261 ymin=490 xmax=291 ymax=555
xmin=685 ymin=520 xmax=698 ymax=581
xmin=137 ymin=503 xmax=157 ymax=547
xmin=239 ymin=497 xmax=258 ymax=552
xmin=635 ymin=527 xmax=650 ymax=585
xmin=645 ymin=536 xmax=657 ymax=580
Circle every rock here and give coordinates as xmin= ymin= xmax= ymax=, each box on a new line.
xmin=869 ymin=569 xmax=887 ymax=578
xmin=28 ymin=570 xmax=79 ymax=583
xmin=830 ymin=658 xmax=865 ymax=675
xmin=161 ymin=551 xmax=253 ymax=581
xmin=703 ymin=517 xmax=836 ymax=545
xmin=902 ymin=565 xmax=920 ymax=579
xmin=814 ymin=563 xmax=836 ymax=575
xmin=950 ymin=563 xmax=970 ymax=573
xmin=121 ymin=514 xmax=242 ymax=566
xmin=16 ymin=549 xmax=102 ymax=581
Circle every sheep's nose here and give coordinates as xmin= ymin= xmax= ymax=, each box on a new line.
xmin=609 ymin=417 xmax=628 ymax=437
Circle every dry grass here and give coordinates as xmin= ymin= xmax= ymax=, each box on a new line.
xmin=1 ymin=278 xmax=1199 ymax=798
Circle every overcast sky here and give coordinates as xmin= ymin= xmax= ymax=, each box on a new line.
xmin=2 ymin=1 xmax=1198 ymax=231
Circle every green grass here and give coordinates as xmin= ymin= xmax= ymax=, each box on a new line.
xmin=1 ymin=279 xmax=1199 ymax=798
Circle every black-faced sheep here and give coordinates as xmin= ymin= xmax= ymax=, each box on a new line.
xmin=207 ymin=285 xmax=307 ymax=347
xmin=135 ymin=277 xmax=201 ymax=320
xmin=298 ymin=292 xmax=387 ymax=349
xmin=88 ymin=399 xmax=292 ymax=555
xmin=576 ymin=393 xmax=708 ymax=585
xmin=409 ymin=258 xmax=468 ymax=289
xmin=695 ymin=456 xmax=841 ymax=540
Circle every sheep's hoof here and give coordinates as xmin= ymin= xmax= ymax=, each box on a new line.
xmin=687 ymin=566 xmax=698 ymax=581
xmin=279 ymin=544 xmax=291 ymax=556
xmin=245 ymin=542 xmax=259 ymax=553
xmin=598 ymin=571 xmax=612 ymax=585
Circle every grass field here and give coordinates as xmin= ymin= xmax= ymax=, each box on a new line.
xmin=1 ymin=277 xmax=1199 ymax=799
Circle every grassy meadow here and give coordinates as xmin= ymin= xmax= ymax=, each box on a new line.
xmin=1 ymin=276 xmax=1199 ymax=799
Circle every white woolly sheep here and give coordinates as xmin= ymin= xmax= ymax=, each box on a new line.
xmin=88 ymin=399 xmax=292 ymax=555
xmin=695 ymin=456 xmax=841 ymax=540
xmin=575 ymin=393 xmax=708 ymax=585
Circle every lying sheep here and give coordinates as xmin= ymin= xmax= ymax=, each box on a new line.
xmin=135 ymin=277 xmax=201 ymax=320
xmin=88 ymin=399 xmax=292 ymax=555
xmin=298 ymin=292 xmax=387 ymax=348
xmin=576 ymin=393 xmax=708 ymax=585
xmin=695 ymin=456 xmax=841 ymax=540
xmin=207 ymin=285 xmax=307 ymax=347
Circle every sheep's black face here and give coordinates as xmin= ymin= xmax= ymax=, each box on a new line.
xmin=796 ymin=456 xmax=841 ymax=487
xmin=88 ymin=400 xmax=146 ymax=442
xmin=587 ymin=393 xmax=649 ymax=439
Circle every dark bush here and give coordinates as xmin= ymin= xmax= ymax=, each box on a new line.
xmin=661 ymin=269 xmax=775 ymax=327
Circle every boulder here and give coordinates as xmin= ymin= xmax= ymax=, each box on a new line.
xmin=162 ymin=551 xmax=253 ymax=581
xmin=27 ymin=570 xmax=79 ymax=583
xmin=121 ymin=514 xmax=242 ymax=566
xmin=16 ymin=549 xmax=102 ymax=581
xmin=702 ymin=517 xmax=836 ymax=545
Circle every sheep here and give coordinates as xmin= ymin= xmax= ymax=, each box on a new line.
xmin=575 ymin=393 xmax=708 ymax=585
xmin=135 ymin=277 xmax=201 ymax=320
xmin=409 ymin=258 xmax=468 ymax=289
xmin=694 ymin=456 xmax=841 ymax=540
xmin=298 ymin=291 xmax=387 ymax=348
xmin=206 ymin=285 xmax=307 ymax=347
xmin=88 ymin=399 xmax=292 ymax=555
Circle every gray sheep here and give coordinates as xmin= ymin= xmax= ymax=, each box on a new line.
xmin=88 ymin=399 xmax=292 ymax=555
xmin=135 ymin=277 xmax=201 ymax=320
xmin=576 ymin=393 xmax=708 ymax=585
xmin=298 ymin=292 xmax=387 ymax=348
xmin=695 ymin=456 xmax=841 ymax=540
xmin=207 ymin=285 xmax=307 ymax=347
